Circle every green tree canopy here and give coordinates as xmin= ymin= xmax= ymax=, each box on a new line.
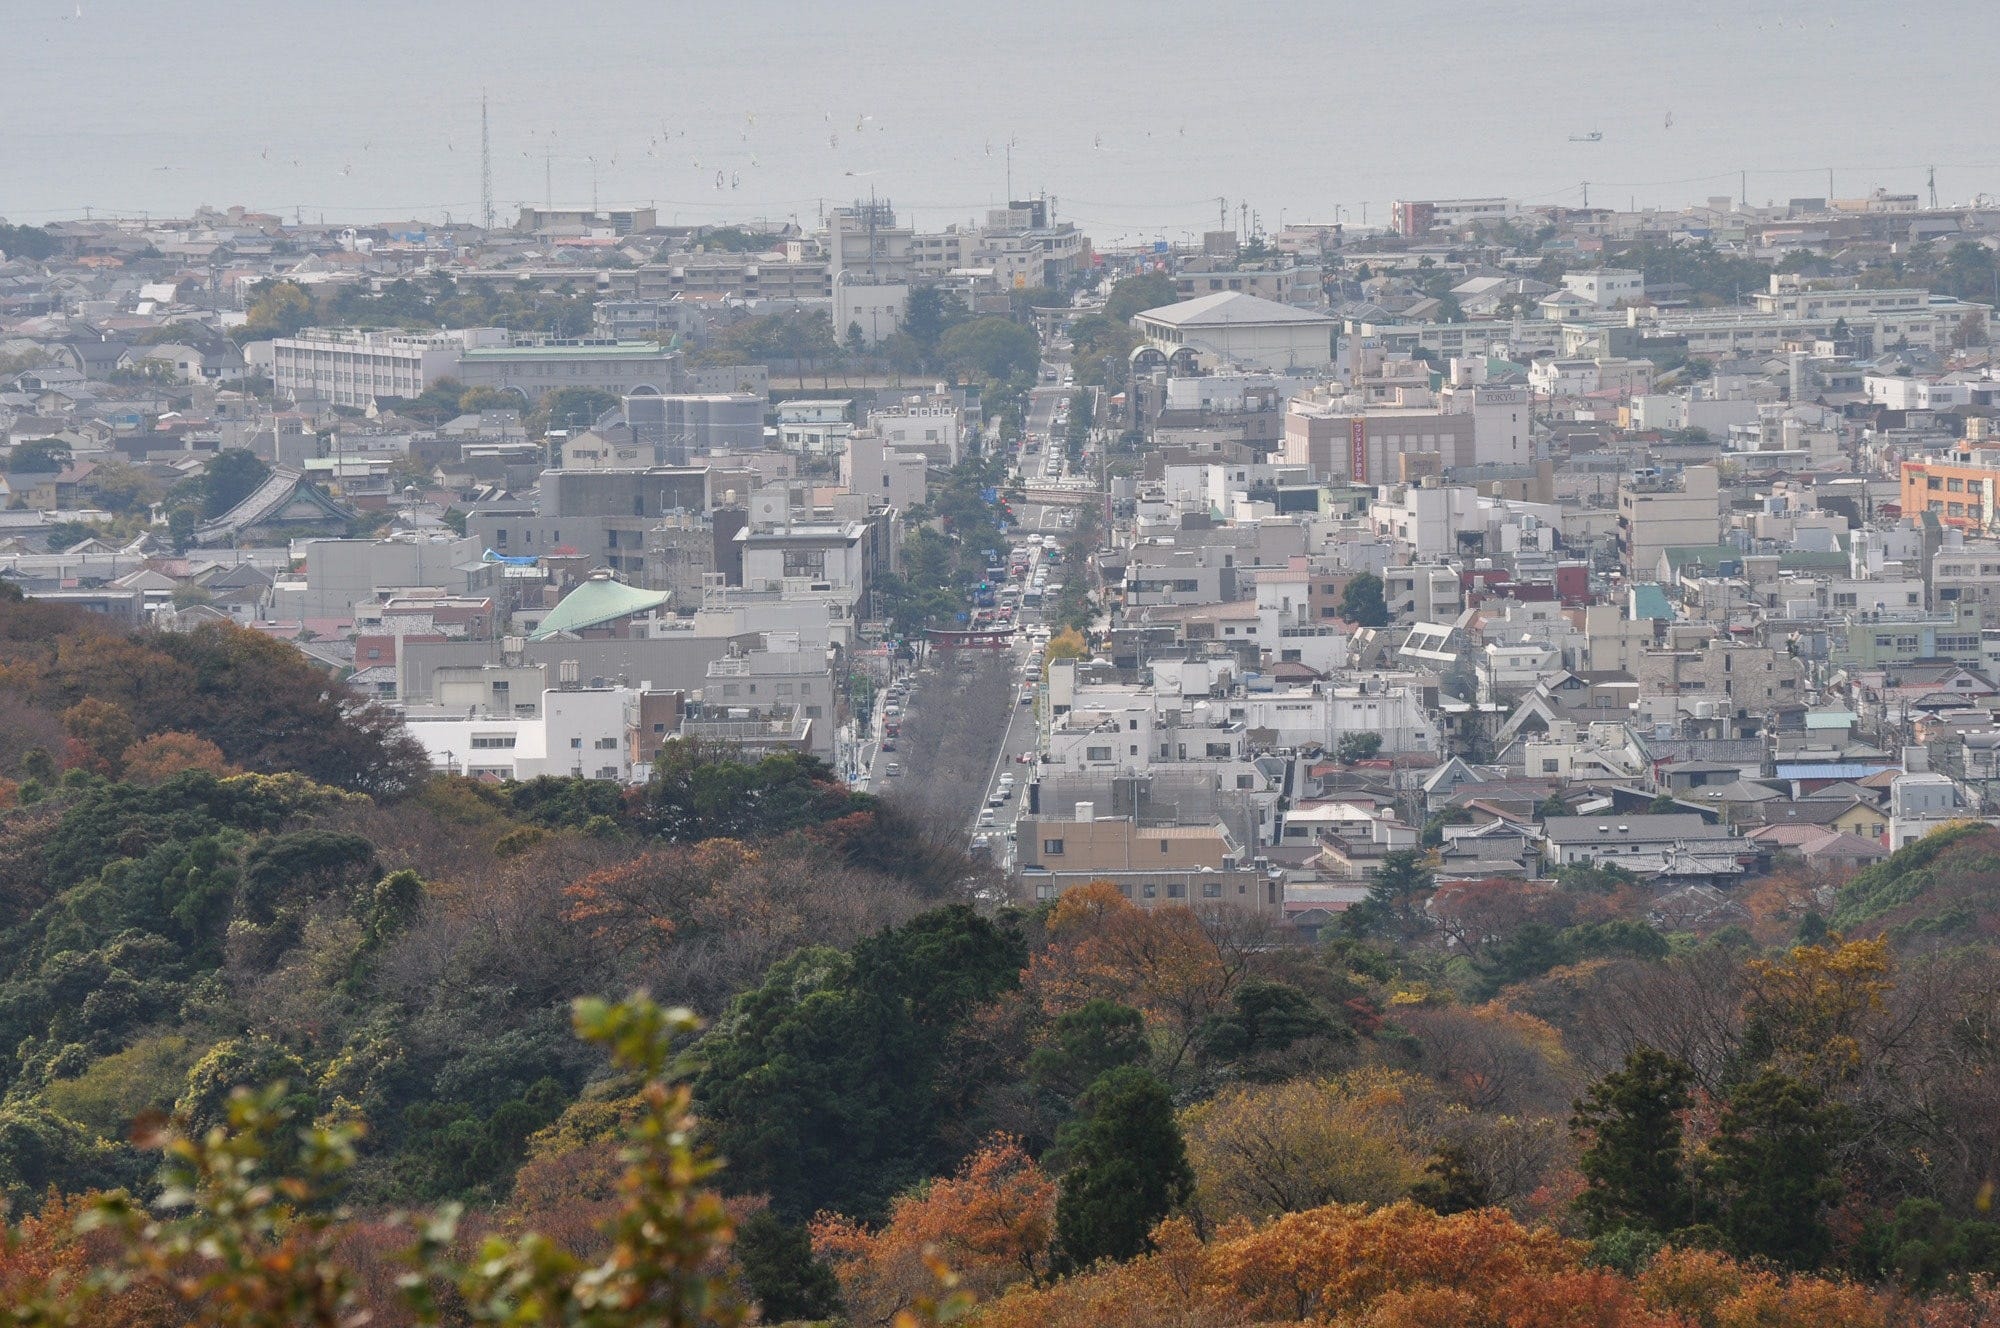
xmin=1707 ymin=1070 xmax=1845 ymax=1269
xmin=939 ymin=317 xmax=1039 ymax=383
xmin=1052 ymin=1065 xmax=1193 ymax=1270
xmin=1338 ymin=573 xmax=1390 ymax=627
xmin=694 ymin=905 xmax=1024 ymax=1221
xmin=1572 ymin=1045 xmax=1694 ymax=1238
xmin=1104 ymin=272 xmax=1180 ymax=324
xmin=8 ymin=438 xmax=72 ymax=474
xmin=199 ymin=448 xmax=270 ymax=518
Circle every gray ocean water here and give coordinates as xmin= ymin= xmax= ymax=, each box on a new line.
xmin=5 ymin=0 xmax=2000 ymax=240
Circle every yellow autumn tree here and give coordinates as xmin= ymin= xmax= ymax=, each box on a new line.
xmin=1180 ymin=1073 xmax=1433 ymax=1223
xmin=1741 ymin=937 xmax=1893 ymax=1085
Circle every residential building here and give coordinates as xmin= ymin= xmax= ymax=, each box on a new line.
xmin=1900 ymin=440 xmax=2000 ymax=534
xmin=1540 ymin=813 xmax=1742 ymax=867
xmin=1014 ymin=806 xmax=1279 ymax=913
xmin=776 ymin=399 xmax=855 ymax=457
xmin=624 ymin=391 xmax=764 ymax=460
xmin=1617 ymin=466 xmax=1721 ymax=576
xmin=270 ymin=328 xmax=470 ymax=408
xmin=841 ymin=429 xmax=926 ymax=510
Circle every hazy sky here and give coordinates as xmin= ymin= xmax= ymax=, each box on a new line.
xmin=6 ymin=0 xmax=2000 ymax=239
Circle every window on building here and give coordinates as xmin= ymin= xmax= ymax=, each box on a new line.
xmin=1167 ymin=883 xmax=1187 ymax=899
xmin=570 ymin=737 xmax=583 ymax=749
xmin=783 ymin=549 xmax=827 ymax=578
xmin=1042 ymin=839 xmax=1064 ymax=855
xmin=1086 ymin=745 xmax=1112 ymax=761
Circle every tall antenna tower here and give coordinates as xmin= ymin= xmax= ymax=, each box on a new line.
xmin=480 ymin=93 xmax=494 ymax=231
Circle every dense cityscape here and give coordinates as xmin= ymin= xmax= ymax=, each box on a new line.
xmin=10 ymin=22 xmax=2000 ymax=1322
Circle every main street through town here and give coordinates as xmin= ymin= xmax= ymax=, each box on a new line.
xmin=851 ymin=365 xmax=1094 ymax=864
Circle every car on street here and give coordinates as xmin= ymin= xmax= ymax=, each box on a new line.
xmin=977 ymin=809 xmax=997 ymax=828
xmin=885 ymin=762 xmax=901 ymax=777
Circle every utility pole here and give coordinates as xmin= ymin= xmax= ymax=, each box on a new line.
xmin=480 ymin=92 xmax=494 ymax=231
xmin=1740 ymin=170 xmax=1747 ymax=208
xmin=1581 ymin=180 xmax=1589 ymax=208
xmin=1929 ymin=165 xmax=1938 ymax=210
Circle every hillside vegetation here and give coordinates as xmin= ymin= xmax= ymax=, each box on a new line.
xmin=2 ymin=589 xmax=2000 ymax=1324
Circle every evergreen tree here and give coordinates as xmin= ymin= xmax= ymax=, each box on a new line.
xmin=694 ymin=905 xmax=1024 ymax=1222
xmin=1572 ymin=1046 xmax=1694 ymax=1237
xmin=1026 ymin=999 xmax=1146 ymax=1100
xmin=1364 ymin=849 xmax=1434 ymax=935
xmin=1053 ymin=1066 xmax=1192 ymax=1270
xmin=1708 ymin=1070 xmax=1845 ymax=1269
xmin=1338 ymin=572 xmax=1390 ymax=627
xmin=735 ymin=1211 xmax=843 ymax=1322
xmin=1198 ymin=980 xmax=1339 ymax=1069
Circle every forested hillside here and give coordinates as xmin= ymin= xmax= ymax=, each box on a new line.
xmin=5 ymin=585 xmax=2000 ymax=1325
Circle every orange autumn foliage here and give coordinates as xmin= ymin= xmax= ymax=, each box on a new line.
xmin=813 ymin=1136 xmax=1055 ymax=1323
xmin=1636 ymin=1245 xmax=1892 ymax=1328
xmin=121 ymin=730 xmax=235 ymax=784
xmin=1023 ymin=881 xmax=1242 ymax=1069
xmin=968 ymin=1200 xmax=1919 ymax=1328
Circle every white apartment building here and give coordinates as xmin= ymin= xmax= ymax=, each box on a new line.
xmin=1561 ymin=268 xmax=1644 ymax=308
xmin=271 ymin=328 xmax=474 ymax=408
xmin=870 ymin=399 xmax=965 ymax=465
xmin=834 ymin=277 xmax=908 ymax=346
xmin=776 ymin=399 xmax=854 ymax=456
xmin=1888 ymin=771 xmax=1966 ymax=849
xmin=406 ymin=686 xmax=641 ymax=782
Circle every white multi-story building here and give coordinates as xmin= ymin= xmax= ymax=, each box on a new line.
xmin=406 ymin=686 xmax=641 ymax=782
xmin=776 ymin=399 xmax=854 ymax=456
xmin=870 ymin=398 xmax=965 ymax=465
xmin=1439 ymin=382 xmax=1531 ymax=466
xmin=271 ymin=328 xmax=474 ymax=408
xmin=1561 ymin=268 xmax=1644 ymax=308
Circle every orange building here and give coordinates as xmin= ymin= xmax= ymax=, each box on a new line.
xmin=1900 ymin=443 xmax=2000 ymax=531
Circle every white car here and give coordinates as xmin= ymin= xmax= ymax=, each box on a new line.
xmin=977 ymin=809 xmax=997 ymax=828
